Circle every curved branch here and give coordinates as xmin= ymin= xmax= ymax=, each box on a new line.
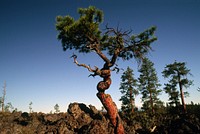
xmin=71 ymin=54 xmax=94 ymax=72
xmin=105 ymin=25 xmax=132 ymax=67
xmin=94 ymin=46 xmax=111 ymax=65
xmin=110 ymin=48 xmax=120 ymax=67
xmin=71 ymin=54 xmax=101 ymax=77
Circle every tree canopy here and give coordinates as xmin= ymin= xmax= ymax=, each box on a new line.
xmin=56 ymin=6 xmax=157 ymax=67
xmin=162 ymin=61 xmax=193 ymax=113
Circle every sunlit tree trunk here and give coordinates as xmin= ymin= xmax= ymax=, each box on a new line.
xmin=96 ymin=66 xmax=124 ymax=134
xmin=97 ymin=93 xmax=124 ymax=134
xmin=178 ymin=73 xmax=187 ymax=113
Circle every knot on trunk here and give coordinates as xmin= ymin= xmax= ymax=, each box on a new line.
xmin=97 ymin=69 xmax=111 ymax=92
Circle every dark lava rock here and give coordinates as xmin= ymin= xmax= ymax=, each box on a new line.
xmin=3 ymin=102 xmax=199 ymax=134
xmin=0 ymin=102 xmax=116 ymax=134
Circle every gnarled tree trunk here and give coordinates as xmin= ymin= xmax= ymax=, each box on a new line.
xmin=96 ymin=67 xmax=124 ymax=134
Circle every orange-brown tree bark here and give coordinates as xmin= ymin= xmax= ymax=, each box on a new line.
xmin=96 ymin=66 xmax=124 ymax=134
xmin=97 ymin=92 xmax=124 ymax=134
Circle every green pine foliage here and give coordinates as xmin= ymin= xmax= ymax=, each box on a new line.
xmin=56 ymin=6 xmax=157 ymax=63
xmin=164 ymin=83 xmax=180 ymax=107
xmin=56 ymin=6 xmax=103 ymax=52
xmin=119 ymin=67 xmax=138 ymax=114
xmin=162 ymin=61 xmax=193 ymax=113
xmin=138 ymin=58 xmax=162 ymax=113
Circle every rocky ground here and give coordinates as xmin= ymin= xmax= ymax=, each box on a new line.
xmin=0 ymin=102 xmax=200 ymax=134
xmin=0 ymin=103 xmax=127 ymax=134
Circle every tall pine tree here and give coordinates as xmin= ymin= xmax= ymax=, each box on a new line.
xmin=119 ymin=67 xmax=138 ymax=114
xmin=138 ymin=58 xmax=162 ymax=114
xmin=162 ymin=61 xmax=193 ymax=113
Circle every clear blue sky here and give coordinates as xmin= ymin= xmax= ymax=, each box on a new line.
xmin=0 ymin=0 xmax=200 ymax=113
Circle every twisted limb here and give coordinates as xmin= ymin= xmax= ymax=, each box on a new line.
xmin=71 ymin=54 xmax=101 ymax=76
xmin=71 ymin=54 xmax=112 ymax=92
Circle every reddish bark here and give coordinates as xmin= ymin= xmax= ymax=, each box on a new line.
xmin=97 ymin=92 xmax=124 ymax=134
xmin=96 ymin=67 xmax=124 ymax=134
xmin=97 ymin=69 xmax=111 ymax=92
xmin=178 ymin=73 xmax=187 ymax=114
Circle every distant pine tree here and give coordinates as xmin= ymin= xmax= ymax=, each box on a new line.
xmin=162 ymin=61 xmax=193 ymax=113
xmin=54 ymin=104 xmax=60 ymax=113
xmin=138 ymin=58 xmax=162 ymax=114
xmin=119 ymin=67 xmax=138 ymax=114
xmin=29 ymin=102 xmax=33 ymax=113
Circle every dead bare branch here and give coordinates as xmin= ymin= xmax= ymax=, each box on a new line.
xmin=70 ymin=54 xmax=102 ymax=77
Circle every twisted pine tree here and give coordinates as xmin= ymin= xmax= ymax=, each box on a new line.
xmin=56 ymin=6 xmax=157 ymax=133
